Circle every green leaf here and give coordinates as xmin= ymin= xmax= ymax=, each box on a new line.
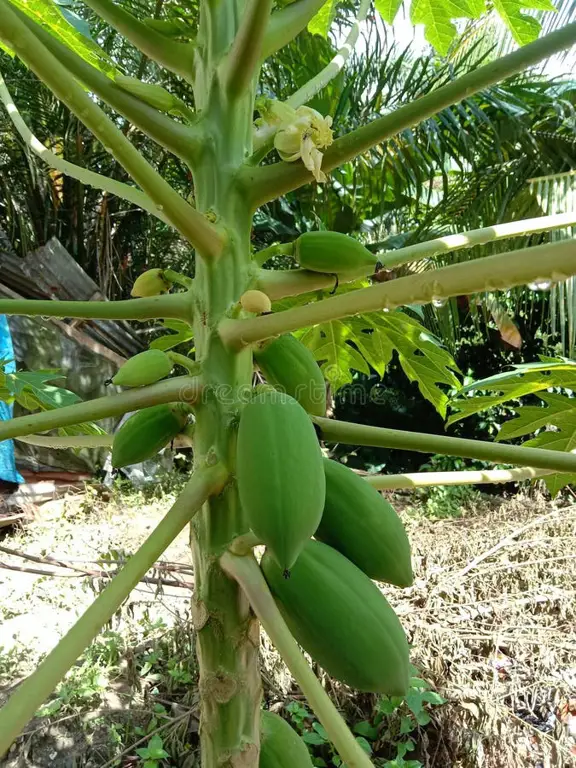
xmin=355 ymin=736 xmax=373 ymax=754
xmin=308 ymin=0 xmax=338 ymax=37
xmin=8 ymin=0 xmax=115 ymax=74
xmin=375 ymin=0 xmax=403 ymax=24
xmin=299 ymin=321 xmax=370 ymax=390
xmin=410 ymin=0 xmax=486 ymax=56
xmin=303 ymin=731 xmax=328 ymax=745
xmin=353 ymin=721 xmax=379 ymax=740
xmin=146 ymin=734 xmax=169 ymax=760
xmin=492 ymin=0 xmax=555 ymax=45
xmin=150 ymin=320 xmax=194 ymax=352
xmin=369 ymin=313 xmax=461 ymax=417
xmin=6 ymin=370 xmax=82 ymax=412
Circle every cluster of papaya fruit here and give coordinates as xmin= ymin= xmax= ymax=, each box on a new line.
xmin=243 ymin=332 xmax=412 ymax=761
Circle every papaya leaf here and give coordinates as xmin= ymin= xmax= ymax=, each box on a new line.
xmin=308 ymin=0 xmax=338 ymax=37
xmin=375 ymin=0 xmax=404 ymax=25
xmin=8 ymin=0 xmax=115 ymax=74
xmin=492 ymin=0 xmax=556 ymax=46
xmin=448 ymin=357 xmax=576 ymax=426
xmin=410 ymin=0 xmax=486 ymax=56
xmin=58 ymin=422 xmax=107 ymax=437
xmin=497 ymin=393 xmax=576 ymax=496
xmin=150 ymin=320 xmax=194 ymax=352
xmin=300 ymin=321 xmax=370 ymax=390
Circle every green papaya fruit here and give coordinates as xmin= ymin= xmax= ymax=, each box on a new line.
xmin=261 ymin=540 xmax=410 ymax=695
xmin=112 ymin=404 xmax=188 ymax=468
xmin=112 ymin=349 xmax=173 ymax=388
xmin=260 ymin=711 xmax=313 ymax=767
xmin=237 ymin=390 xmax=325 ymax=570
xmin=254 ymin=334 xmax=326 ymax=417
xmin=131 ymin=268 xmax=172 ymax=297
xmin=316 ymin=459 xmax=413 ymax=587
xmin=294 ymin=231 xmax=378 ymax=276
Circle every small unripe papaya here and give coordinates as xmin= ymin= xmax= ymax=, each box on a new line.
xmin=261 ymin=540 xmax=410 ymax=695
xmin=112 ymin=350 xmax=173 ymax=388
xmin=112 ymin=404 xmax=188 ymax=468
xmin=294 ymin=231 xmax=378 ymax=276
xmin=316 ymin=459 xmax=413 ymax=587
xmin=237 ymin=390 xmax=325 ymax=571
xmin=131 ymin=268 xmax=172 ymax=298
xmin=254 ymin=334 xmax=326 ymax=417
xmin=240 ymin=289 xmax=272 ymax=314
xmin=260 ymin=711 xmax=313 ymax=767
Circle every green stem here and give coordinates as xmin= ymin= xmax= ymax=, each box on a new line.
xmin=0 ymin=464 xmax=229 ymax=758
xmin=167 ymin=352 xmax=201 ymax=375
xmin=223 ymin=0 xmax=273 ymax=99
xmin=220 ymin=238 xmax=576 ymax=348
xmin=0 ymin=375 xmax=202 ymax=441
xmin=0 ymin=292 xmax=192 ymax=322
xmin=257 ymin=267 xmax=360 ymax=300
xmin=12 ymin=6 xmax=196 ymax=162
xmin=16 ymin=434 xmax=114 ymax=449
xmin=0 ymin=72 xmax=168 ymax=224
xmin=379 ymin=211 xmax=576 ymax=269
xmin=81 ymin=0 xmax=196 ymax=82
xmin=0 ymin=3 xmax=223 ymax=257
xmin=247 ymin=21 xmax=576 ymax=206
xmin=254 ymin=242 xmax=294 ymax=267
xmin=313 ymin=417 xmax=576 ymax=474
xmin=261 ymin=0 xmax=329 ymax=60
xmin=220 ymin=552 xmax=374 ymax=768
xmin=286 ymin=0 xmax=371 ymax=109
xmin=365 ymin=466 xmax=552 ymax=489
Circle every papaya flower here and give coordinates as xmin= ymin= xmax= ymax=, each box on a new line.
xmin=253 ymin=100 xmax=334 ymax=182
xmin=274 ymin=106 xmax=333 ymax=182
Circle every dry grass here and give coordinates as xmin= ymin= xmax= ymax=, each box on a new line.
xmin=1 ymin=486 xmax=576 ymax=766
xmin=390 ymin=491 xmax=576 ymax=767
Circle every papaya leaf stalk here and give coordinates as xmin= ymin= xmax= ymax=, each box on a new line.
xmin=0 ymin=292 xmax=192 ymax=323
xmin=220 ymin=552 xmax=374 ymax=768
xmin=313 ymin=418 xmax=576 ymax=474
xmin=365 ymin=466 xmax=553 ymax=489
xmin=220 ymin=239 xmax=576 ymax=348
xmin=0 ymin=1 xmax=221 ymax=255
xmin=0 ymin=464 xmax=229 ymax=757
xmin=0 ymin=376 xmax=202 ymax=442
xmin=247 ymin=22 xmax=576 ymax=206
xmin=80 ymin=0 xmax=196 ymax=81
xmin=0 ymin=73 xmax=169 ymax=224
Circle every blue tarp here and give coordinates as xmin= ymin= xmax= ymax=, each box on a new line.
xmin=0 ymin=315 xmax=24 ymax=485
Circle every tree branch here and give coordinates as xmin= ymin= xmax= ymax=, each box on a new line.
xmin=286 ymin=0 xmax=371 ymax=109
xmin=257 ymin=267 xmax=362 ymax=301
xmin=220 ymin=238 xmax=576 ymax=348
xmin=81 ymin=0 xmax=196 ymax=82
xmin=365 ymin=466 xmax=552 ymax=490
xmin=0 ymin=376 xmax=202 ymax=442
xmin=0 ymin=2 xmax=223 ymax=258
xmin=13 ymin=6 xmax=197 ymax=163
xmin=222 ymin=0 xmax=273 ymax=100
xmin=0 ymin=292 xmax=192 ymax=322
xmin=379 ymin=211 xmax=576 ymax=269
xmin=0 ymin=72 xmax=169 ymax=225
xmin=313 ymin=417 xmax=576 ymax=474
xmin=247 ymin=21 xmax=576 ymax=206
xmin=0 ymin=464 xmax=228 ymax=757
xmin=261 ymin=0 xmax=328 ymax=60
xmin=220 ymin=552 xmax=373 ymax=768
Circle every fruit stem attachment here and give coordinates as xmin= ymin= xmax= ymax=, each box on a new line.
xmin=0 ymin=293 xmax=193 ymax=323
xmin=219 ymin=239 xmax=576 ymax=349
xmin=313 ymin=417 xmax=576 ymax=474
xmin=0 ymin=463 xmax=229 ymax=758
xmin=0 ymin=375 xmax=202 ymax=442
xmin=220 ymin=551 xmax=374 ymax=768
xmin=365 ymin=466 xmax=552 ymax=489
xmin=228 ymin=531 xmax=262 ymax=555
xmin=167 ymin=352 xmax=201 ymax=375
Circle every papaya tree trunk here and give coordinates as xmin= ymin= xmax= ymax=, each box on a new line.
xmin=189 ymin=8 xmax=262 ymax=762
